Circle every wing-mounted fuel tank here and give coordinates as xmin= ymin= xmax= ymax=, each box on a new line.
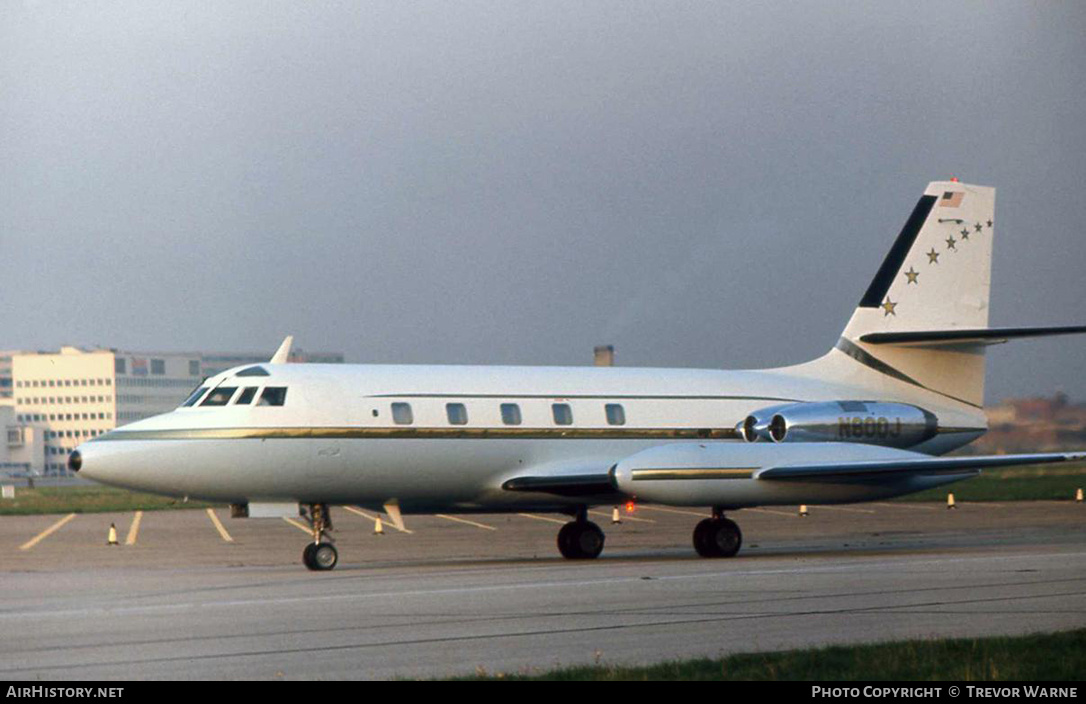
xmin=737 ymin=401 xmax=938 ymax=450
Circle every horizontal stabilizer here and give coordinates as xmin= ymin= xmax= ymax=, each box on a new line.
xmin=502 ymin=473 xmax=617 ymax=496
xmin=756 ymin=451 xmax=1086 ymax=481
xmin=860 ymin=325 xmax=1086 ymax=348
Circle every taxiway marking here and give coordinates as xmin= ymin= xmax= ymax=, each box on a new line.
xmin=19 ymin=513 xmax=76 ymax=551
xmin=282 ymin=517 xmax=312 ymax=535
xmin=637 ymin=505 xmax=707 ymax=518
xmin=124 ymin=511 xmax=143 ymax=546
xmin=743 ymin=507 xmax=797 ymax=517
xmin=517 ymin=513 xmax=566 ymax=525
xmin=206 ymin=509 xmax=234 ymax=542
xmin=343 ymin=506 xmax=413 ymax=534
xmin=435 ymin=514 xmax=497 ymax=531
xmin=875 ymin=502 xmax=938 ymax=511
xmin=812 ymin=505 xmax=877 ymax=515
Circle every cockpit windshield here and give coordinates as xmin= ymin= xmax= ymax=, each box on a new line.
xmin=201 ymin=387 xmax=238 ymax=406
xmin=180 ymin=387 xmax=208 ymax=407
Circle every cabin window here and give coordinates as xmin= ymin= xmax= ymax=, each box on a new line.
xmin=235 ymin=387 xmax=258 ymax=405
xmin=391 ymin=402 xmax=413 ymax=425
xmin=201 ymin=387 xmax=238 ymax=406
xmin=552 ymin=403 xmax=573 ymax=426
xmin=181 ymin=387 xmax=208 ymax=407
xmin=500 ymin=403 xmax=522 ymax=426
xmin=605 ymin=403 xmax=626 ymax=426
xmin=446 ymin=403 xmax=468 ymax=425
xmin=257 ymin=387 xmax=288 ymax=406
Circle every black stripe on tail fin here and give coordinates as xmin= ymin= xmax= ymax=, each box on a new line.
xmin=858 ymin=195 xmax=937 ymax=308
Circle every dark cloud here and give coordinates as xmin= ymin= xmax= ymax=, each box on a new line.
xmin=2 ymin=2 xmax=1083 ymax=402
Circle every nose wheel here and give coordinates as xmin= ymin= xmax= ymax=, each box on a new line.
xmin=301 ymin=503 xmax=338 ymax=571
xmin=693 ymin=510 xmax=742 ymax=558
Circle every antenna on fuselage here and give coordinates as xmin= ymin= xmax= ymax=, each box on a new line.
xmin=270 ymin=335 xmax=294 ymax=364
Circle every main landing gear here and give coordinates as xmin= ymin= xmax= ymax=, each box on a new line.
xmin=301 ymin=503 xmax=338 ymax=571
xmin=693 ymin=507 xmax=742 ymax=558
xmin=557 ymin=508 xmax=605 ymax=560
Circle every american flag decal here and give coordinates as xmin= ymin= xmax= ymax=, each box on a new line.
xmin=939 ymin=191 xmax=964 ymax=208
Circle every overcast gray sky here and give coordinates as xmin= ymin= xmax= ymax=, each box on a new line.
xmin=2 ymin=1 xmax=1084 ymax=403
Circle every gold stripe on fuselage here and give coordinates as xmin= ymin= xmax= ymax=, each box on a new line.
xmin=93 ymin=426 xmax=744 ymax=442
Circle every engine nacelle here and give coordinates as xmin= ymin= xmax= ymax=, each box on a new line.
xmin=738 ymin=401 xmax=938 ymax=449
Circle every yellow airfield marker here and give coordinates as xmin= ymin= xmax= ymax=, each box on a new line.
xmin=20 ymin=513 xmax=76 ymax=551
xmin=343 ymin=505 xmax=412 ymax=534
xmin=588 ymin=509 xmax=654 ymax=524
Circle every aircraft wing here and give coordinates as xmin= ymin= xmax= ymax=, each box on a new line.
xmin=756 ymin=451 xmax=1086 ymax=481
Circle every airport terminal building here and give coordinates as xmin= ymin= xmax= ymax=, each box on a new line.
xmin=2 ymin=346 xmax=342 ymax=476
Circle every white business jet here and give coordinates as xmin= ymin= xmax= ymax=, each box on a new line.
xmin=71 ymin=181 xmax=1086 ymax=570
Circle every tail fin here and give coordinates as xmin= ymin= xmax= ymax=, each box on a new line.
xmin=835 ymin=181 xmax=996 ymax=407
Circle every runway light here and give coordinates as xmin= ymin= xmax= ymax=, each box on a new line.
xmin=625 ymin=501 xmax=636 ymax=514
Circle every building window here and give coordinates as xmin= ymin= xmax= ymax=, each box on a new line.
xmin=605 ymin=403 xmax=626 ymax=426
xmin=500 ymin=403 xmax=522 ymax=426
xmin=115 ymin=358 xmax=126 ymax=375
xmin=446 ymin=403 xmax=468 ymax=425
xmin=391 ymin=402 xmax=413 ymax=425
xmin=151 ymin=359 xmax=165 ymax=375
xmin=189 ymin=360 xmax=200 ymax=376
xmin=552 ymin=403 xmax=573 ymax=426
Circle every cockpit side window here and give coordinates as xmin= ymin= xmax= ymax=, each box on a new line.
xmin=201 ymin=387 xmax=238 ymax=406
xmin=181 ymin=387 xmax=208 ymax=407
xmin=235 ymin=387 xmax=258 ymax=405
xmin=257 ymin=387 xmax=288 ymax=406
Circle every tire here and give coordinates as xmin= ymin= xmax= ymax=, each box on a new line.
xmin=574 ymin=521 xmax=605 ymax=559
xmin=311 ymin=542 xmax=338 ymax=571
xmin=711 ymin=518 xmax=742 ymax=558
xmin=693 ymin=518 xmax=719 ymax=557
xmin=557 ymin=522 xmax=579 ymax=559
xmin=557 ymin=521 xmax=605 ymax=559
xmin=302 ymin=542 xmax=318 ymax=570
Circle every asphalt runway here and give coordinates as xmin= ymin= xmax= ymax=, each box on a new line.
xmin=1 ymin=500 xmax=1084 ymax=679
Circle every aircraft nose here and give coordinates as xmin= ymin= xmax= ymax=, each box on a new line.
xmin=68 ymin=450 xmax=82 ymax=473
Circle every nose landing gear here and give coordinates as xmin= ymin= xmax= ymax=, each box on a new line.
xmin=693 ymin=507 xmax=742 ymax=558
xmin=301 ymin=503 xmax=338 ymax=571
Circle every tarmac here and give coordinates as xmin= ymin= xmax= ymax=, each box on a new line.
xmin=1 ymin=500 xmax=1083 ymax=679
